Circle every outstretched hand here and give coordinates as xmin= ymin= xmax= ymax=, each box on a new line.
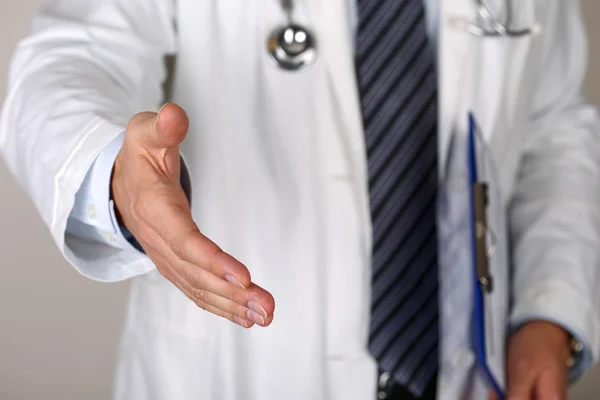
xmin=112 ymin=103 xmax=275 ymax=328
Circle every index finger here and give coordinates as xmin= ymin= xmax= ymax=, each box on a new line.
xmin=137 ymin=190 xmax=252 ymax=289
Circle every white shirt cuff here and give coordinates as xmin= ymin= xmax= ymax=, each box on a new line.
xmin=66 ymin=132 xmax=137 ymax=251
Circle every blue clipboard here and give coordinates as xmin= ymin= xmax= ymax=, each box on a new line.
xmin=467 ymin=112 xmax=505 ymax=400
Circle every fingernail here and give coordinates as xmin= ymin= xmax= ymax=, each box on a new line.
xmin=247 ymin=309 xmax=265 ymax=326
xmin=158 ymin=103 xmax=169 ymax=116
xmin=225 ymin=275 xmax=246 ymax=289
xmin=247 ymin=300 xmax=267 ymax=318
xmin=233 ymin=315 xmax=249 ymax=328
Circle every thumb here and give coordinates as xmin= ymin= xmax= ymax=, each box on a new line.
xmin=535 ymin=372 xmax=566 ymax=400
xmin=128 ymin=103 xmax=189 ymax=149
xmin=506 ymin=359 xmax=536 ymax=400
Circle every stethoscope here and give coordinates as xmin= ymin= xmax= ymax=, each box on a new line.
xmin=461 ymin=0 xmax=542 ymax=38
xmin=267 ymin=0 xmax=316 ymax=71
xmin=267 ymin=0 xmax=541 ymax=71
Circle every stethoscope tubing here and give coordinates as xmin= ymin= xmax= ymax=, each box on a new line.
xmin=269 ymin=0 xmax=541 ymax=71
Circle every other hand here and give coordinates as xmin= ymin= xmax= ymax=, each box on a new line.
xmin=489 ymin=320 xmax=570 ymax=400
xmin=112 ymin=103 xmax=275 ymax=329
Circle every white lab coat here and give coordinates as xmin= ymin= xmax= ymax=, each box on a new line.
xmin=1 ymin=1 xmax=600 ymax=399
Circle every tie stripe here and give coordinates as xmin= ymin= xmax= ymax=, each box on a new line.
xmin=356 ymin=0 xmax=439 ymax=396
xmin=369 ymin=106 xmax=436 ymax=211
xmin=357 ymin=1 xmax=419 ymax=66
xmin=371 ymin=233 xmax=437 ymax=326
xmin=358 ymin=9 xmax=426 ymax=95
xmin=371 ymin=222 xmax=437 ymax=308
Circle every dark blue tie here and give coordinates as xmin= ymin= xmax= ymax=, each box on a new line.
xmin=355 ymin=0 xmax=439 ymax=396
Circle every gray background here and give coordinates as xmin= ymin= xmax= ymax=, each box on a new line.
xmin=0 ymin=1 xmax=599 ymax=399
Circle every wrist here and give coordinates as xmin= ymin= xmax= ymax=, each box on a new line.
xmin=518 ymin=320 xmax=571 ymax=363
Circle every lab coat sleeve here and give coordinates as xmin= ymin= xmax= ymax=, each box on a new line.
xmin=0 ymin=0 xmax=176 ymax=282
xmin=509 ymin=1 xmax=600 ymax=381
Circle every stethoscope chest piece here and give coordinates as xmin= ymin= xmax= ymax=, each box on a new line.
xmin=267 ymin=24 xmax=316 ymax=71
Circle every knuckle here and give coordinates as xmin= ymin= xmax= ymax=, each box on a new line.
xmin=170 ymin=228 xmax=197 ymax=262
xmin=193 ymin=288 xmax=209 ymax=304
xmin=127 ymin=112 xmax=156 ymax=134
xmin=172 ymin=234 xmax=191 ymax=261
xmin=173 ymin=230 xmax=208 ymax=265
xmin=182 ymin=267 xmax=200 ymax=286
xmin=206 ymin=242 xmax=223 ymax=258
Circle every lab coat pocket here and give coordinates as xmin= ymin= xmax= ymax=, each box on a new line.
xmin=471 ymin=0 xmax=537 ymax=151
xmin=473 ymin=34 xmax=534 ymax=148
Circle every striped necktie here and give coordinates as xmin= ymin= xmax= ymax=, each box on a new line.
xmin=355 ymin=0 xmax=439 ymax=396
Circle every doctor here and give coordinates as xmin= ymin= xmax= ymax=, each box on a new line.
xmin=1 ymin=0 xmax=599 ymax=399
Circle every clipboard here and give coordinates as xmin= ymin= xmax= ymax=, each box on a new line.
xmin=467 ymin=112 xmax=505 ymax=400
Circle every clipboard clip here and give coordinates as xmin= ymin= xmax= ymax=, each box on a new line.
xmin=469 ymin=113 xmax=496 ymax=294
xmin=473 ymin=182 xmax=495 ymax=293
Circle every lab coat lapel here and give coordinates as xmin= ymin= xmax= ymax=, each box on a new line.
xmin=317 ymin=0 xmax=372 ymax=255
xmin=317 ymin=0 xmax=365 ymax=168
